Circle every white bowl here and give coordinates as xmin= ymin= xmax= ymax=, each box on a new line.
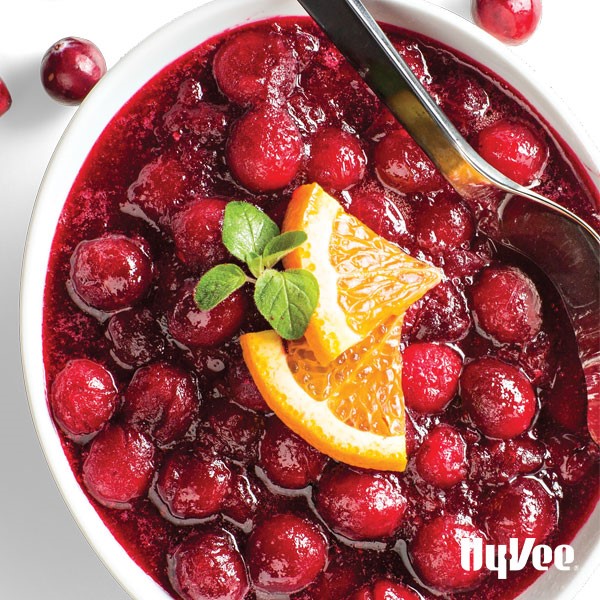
xmin=21 ymin=0 xmax=600 ymax=598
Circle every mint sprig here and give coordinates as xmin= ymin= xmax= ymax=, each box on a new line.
xmin=195 ymin=201 xmax=318 ymax=340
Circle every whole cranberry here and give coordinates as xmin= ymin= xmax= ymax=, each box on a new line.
xmin=258 ymin=417 xmax=328 ymax=489
xmin=171 ymin=199 xmax=229 ymax=272
xmin=315 ymin=464 xmax=407 ymax=540
xmin=415 ymin=425 xmax=468 ymax=488
xmin=227 ymin=105 xmax=303 ymax=192
xmin=227 ymin=357 xmax=270 ymax=412
xmin=106 ymin=308 xmax=165 ymax=368
xmin=50 ymin=359 xmax=118 ymax=442
xmin=213 ymin=29 xmax=297 ymax=106
xmin=82 ymin=424 xmax=155 ymax=509
xmin=471 ymin=266 xmax=542 ymax=344
xmin=155 ymin=451 xmax=231 ymax=521
xmin=484 ymin=477 xmax=557 ymax=546
xmin=374 ymin=129 xmax=444 ymax=194
xmin=476 ymin=119 xmax=547 ymax=185
xmin=307 ymin=128 xmax=366 ymax=191
xmin=222 ymin=469 xmax=266 ymax=526
xmin=41 ymin=37 xmax=107 ymax=105
xmin=168 ymin=530 xmax=249 ymax=600
xmin=461 ymin=357 xmax=537 ymax=439
xmin=122 ymin=362 xmax=198 ymax=447
xmin=473 ymin=0 xmax=542 ymax=45
xmin=410 ymin=514 xmax=488 ymax=592
xmin=0 ymin=77 xmax=12 ymax=117
xmin=351 ymin=579 xmax=421 ymax=600
xmin=402 ymin=343 xmax=463 ymax=414
xmin=246 ymin=513 xmax=328 ymax=594
xmin=69 ymin=234 xmax=153 ymax=313
xmin=168 ymin=281 xmax=247 ymax=348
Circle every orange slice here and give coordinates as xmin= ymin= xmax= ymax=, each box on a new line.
xmin=240 ymin=315 xmax=408 ymax=471
xmin=283 ymin=183 xmax=442 ymax=364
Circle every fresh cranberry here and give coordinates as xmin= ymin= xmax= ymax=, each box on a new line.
xmin=82 ymin=424 xmax=155 ymax=509
xmin=155 ymin=451 xmax=231 ymax=521
xmin=410 ymin=515 xmax=488 ymax=592
xmin=122 ymin=362 xmax=198 ymax=447
xmin=471 ymin=266 xmax=542 ymax=344
xmin=258 ymin=417 xmax=328 ymax=489
xmin=461 ymin=357 xmax=537 ymax=439
xmin=171 ymin=199 xmax=229 ymax=272
xmin=125 ymin=153 xmax=189 ymax=227
xmin=415 ymin=425 xmax=468 ymax=488
xmin=213 ymin=29 xmax=297 ymax=106
xmin=307 ymin=128 xmax=366 ymax=191
xmin=226 ymin=105 xmax=303 ymax=192
xmin=246 ymin=513 xmax=328 ymax=594
xmin=473 ymin=0 xmax=542 ymax=45
xmin=106 ymin=307 xmax=165 ymax=368
xmin=476 ymin=119 xmax=547 ymax=185
xmin=393 ymin=39 xmax=432 ymax=86
xmin=0 ymin=77 xmax=12 ymax=117
xmin=315 ymin=464 xmax=407 ymax=540
xmin=40 ymin=37 xmax=106 ymax=105
xmin=50 ymin=359 xmax=118 ymax=442
xmin=69 ymin=235 xmax=153 ymax=313
xmin=403 ymin=343 xmax=462 ymax=414
xmin=167 ymin=281 xmax=247 ymax=348
xmin=415 ymin=193 xmax=474 ymax=254
xmin=484 ymin=477 xmax=557 ymax=546
xmin=375 ymin=129 xmax=444 ymax=194
xmin=168 ymin=530 xmax=249 ymax=600
xmin=351 ymin=579 xmax=422 ymax=600
xmin=227 ymin=357 xmax=270 ymax=412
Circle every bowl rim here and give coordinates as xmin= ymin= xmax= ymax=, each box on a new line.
xmin=20 ymin=0 xmax=600 ymax=599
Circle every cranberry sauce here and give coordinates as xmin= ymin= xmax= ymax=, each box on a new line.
xmin=42 ymin=17 xmax=599 ymax=600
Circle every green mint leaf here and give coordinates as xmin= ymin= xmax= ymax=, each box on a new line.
xmin=247 ymin=252 xmax=264 ymax=279
xmin=194 ymin=264 xmax=247 ymax=311
xmin=222 ymin=201 xmax=280 ymax=263
xmin=254 ymin=269 xmax=319 ymax=340
xmin=262 ymin=231 xmax=308 ymax=269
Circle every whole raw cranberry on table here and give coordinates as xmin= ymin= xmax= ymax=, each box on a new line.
xmin=0 ymin=76 xmax=12 ymax=117
xmin=40 ymin=37 xmax=107 ymax=104
xmin=473 ymin=0 xmax=542 ymax=45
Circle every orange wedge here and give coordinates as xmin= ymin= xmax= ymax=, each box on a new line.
xmin=240 ymin=315 xmax=408 ymax=471
xmin=283 ymin=183 xmax=442 ymax=364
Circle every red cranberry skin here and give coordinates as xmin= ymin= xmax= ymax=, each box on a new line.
xmin=258 ymin=417 xmax=328 ymax=489
xmin=0 ymin=77 xmax=12 ymax=117
xmin=69 ymin=235 xmax=153 ymax=313
xmin=476 ymin=119 xmax=547 ymax=185
xmin=484 ymin=477 xmax=557 ymax=546
xmin=473 ymin=0 xmax=542 ymax=45
xmin=374 ymin=129 xmax=444 ymax=194
xmin=82 ymin=424 xmax=155 ymax=509
xmin=226 ymin=105 xmax=303 ymax=192
xmin=351 ymin=579 xmax=422 ymax=600
xmin=168 ymin=530 xmax=249 ymax=600
xmin=155 ymin=451 xmax=231 ymax=521
xmin=213 ymin=29 xmax=297 ymax=106
xmin=227 ymin=357 xmax=270 ymax=412
xmin=403 ymin=343 xmax=463 ymax=414
xmin=171 ymin=199 xmax=229 ymax=272
xmin=315 ymin=464 xmax=407 ymax=540
xmin=461 ymin=357 xmax=537 ymax=439
xmin=246 ymin=513 xmax=328 ymax=594
xmin=415 ymin=425 xmax=468 ymax=488
xmin=41 ymin=37 xmax=107 ymax=105
xmin=410 ymin=515 xmax=488 ymax=592
xmin=168 ymin=281 xmax=247 ymax=348
xmin=50 ymin=359 xmax=118 ymax=442
xmin=122 ymin=362 xmax=198 ymax=447
xmin=307 ymin=128 xmax=367 ymax=191
xmin=107 ymin=307 xmax=165 ymax=368
xmin=471 ymin=266 xmax=542 ymax=344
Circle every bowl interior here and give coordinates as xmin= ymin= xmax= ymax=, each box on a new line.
xmin=21 ymin=1 xmax=599 ymax=598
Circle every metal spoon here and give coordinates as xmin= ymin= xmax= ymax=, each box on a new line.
xmin=297 ymin=0 xmax=600 ymax=442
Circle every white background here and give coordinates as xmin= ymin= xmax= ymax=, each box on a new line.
xmin=0 ymin=1 xmax=598 ymax=598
